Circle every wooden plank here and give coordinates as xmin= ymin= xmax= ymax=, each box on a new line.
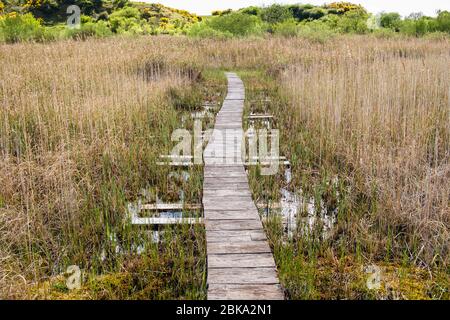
xmin=208 ymin=268 xmax=279 ymax=284
xmin=205 ymin=219 xmax=262 ymax=231
xmin=131 ymin=217 xmax=203 ymax=225
xmin=203 ymin=72 xmax=283 ymax=300
xmin=141 ymin=203 xmax=201 ymax=211
xmin=203 ymin=189 xmax=252 ymax=197
xmin=206 ymin=230 xmax=266 ymax=239
xmin=204 ymin=210 xmax=257 ymax=220
xmin=208 ymin=284 xmax=284 ymax=300
xmin=203 ymin=202 xmax=256 ymax=212
xmin=208 ymin=253 xmax=275 ymax=268
xmin=204 ymin=176 xmax=249 ymax=184
xmin=203 ymin=182 xmax=249 ymax=190
xmin=207 ymin=241 xmax=271 ymax=254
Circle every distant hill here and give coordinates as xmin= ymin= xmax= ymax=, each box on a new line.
xmin=0 ymin=1 xmax=200 ymax=26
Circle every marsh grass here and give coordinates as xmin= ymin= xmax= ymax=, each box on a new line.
xmin=0 ymin=36 xmax=225 ymax=298
xmin=0 ymin=35 xmax=448 ymax=299
xmin=238 ymin=37 xmax=449 ymax=299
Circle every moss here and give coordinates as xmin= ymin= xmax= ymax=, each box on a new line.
xmin=274 ymin=252 xmax=448 ymax=300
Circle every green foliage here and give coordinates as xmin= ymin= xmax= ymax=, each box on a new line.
xmin=239 ymin=6 xmax=261 ymax=16
xmin=1 ymin=1 xmax=449 ymax=42
xmin=400 ymin=17 xmax=431 ymax=37
xmin=380 ymin=12 xmax=402 ymax=31
xmin=260 ymin=4 xmax=292 ymax=24
xmin=297 ymin=21 xmax=337 ymax=43
xmin=65 ymin=20 xmax=112 ymax=39
xmin=287 ymin=4 xmax=314 ymax=21
xmin=206 ymin=12 xmax=263 ymax=37
xmin=273 ymin=19 xmax=299 ymax=37
xmin=336 ymin=10 xmax=369 ymax=33
xmin=0 ymin=12 xmax=43 ymax=43
xmin=371 ymin=27 xmax=399 ymax=39
xmin=303 ymin=7 xmax=328 ymax=20
xmin=434 ymin=11 xmax=450 ymax=33
xmin=25 ymin=0 xmax=116 ymax=23
xmin=324 ymin=2 xmax=367 ymax=14
xmin=187 ymin=22 xmax=232 ymax=39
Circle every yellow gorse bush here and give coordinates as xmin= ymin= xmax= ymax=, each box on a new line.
xmin=326 ymin=2 xmax=365 ymax=13
xmin=24 ymin=0 xmax=43 ymax=9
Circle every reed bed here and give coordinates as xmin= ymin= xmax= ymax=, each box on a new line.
xmin=0 ymin=35 xmax=448 ymax=299
xmin=278 ymin=37 xmax=449 ymax=266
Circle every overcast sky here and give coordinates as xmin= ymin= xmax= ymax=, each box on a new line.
xmin=150 ymin=0 xmax=450 ymax=17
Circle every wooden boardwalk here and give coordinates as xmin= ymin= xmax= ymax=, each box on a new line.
xmin=203 ymin=73 xmax=284 ymax=300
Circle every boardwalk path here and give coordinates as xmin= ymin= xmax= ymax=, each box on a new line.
xmin=203 ymin=73 xmax=284 ymax=300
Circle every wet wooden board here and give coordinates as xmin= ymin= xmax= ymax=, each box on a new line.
xmin=203 ymin=72 xmax=284 ymax=300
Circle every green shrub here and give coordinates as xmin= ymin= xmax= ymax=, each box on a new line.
xmin=187 ymin=22 xmax=232 ymax=39
xmin=273 ymin=19 xmax=299 ymax=37
xmin=336 ymin=10 xmax=369 ymax=34
xmin=65 ymin=21 xmax=112 ymax=40
xmin=303 ymin=7 xmax=328 ymax=20
xmin=435 ymin=11 xmax=450 ymax=33
xmin=400 ymin=18 xmax=430 ymax=37
xmin=380 ymin=12 xmax=402 ymax=31
xmin=239 ymin=6 xmax=261 ymax=16
xmin=260 ymin=4 xmax=292 ymax=24
xmin=298 ymin=21 xmax=337 ymax=43
xmin=371 ymin=27 xmax=399 ymax=39
xmin=0 ymin=13 xmax=44 ymax=43
xmin=108 ymin=6 xmax=142 ymax=33
xmin=288 ymin=4 xmax=316 ymax=21
xmin=207 ymin=12 xmax=263 ymax=37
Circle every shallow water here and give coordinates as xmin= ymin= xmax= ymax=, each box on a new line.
xmin=260 ymin=166 xmax=338 ymax=240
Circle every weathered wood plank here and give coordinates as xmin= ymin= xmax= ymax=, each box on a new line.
xmin=203 ymin=72 xmax=283 ymax=300
xmin=204 ymin=176 xmax=249 ymax=184
xmin=208 ymin=284 xmax=284 ymax=300
xmin=203 ymin=202 xmax=256 ymax=212
xmin=208 ymin=253 xmax=275 ymax=268
xmin=205 ymin=219 xmax=263 ymax=231
xmin=207 ymin=241 xmax=271 ymax=254
xmin=131 ymin=217 xmax=203 ymax=225
xmin=206 ymin=230 xmax=266 ymax=239
xmin=208 ymin=268 xmax=279 ymax=284
xmin=203 ymin=189 xmax=252 ymax=197
xmin=204 ymin=210 xmax=257 ymax=220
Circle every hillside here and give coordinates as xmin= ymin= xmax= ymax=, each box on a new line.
xmin=0 ymin=1 xmax=200 ymax=34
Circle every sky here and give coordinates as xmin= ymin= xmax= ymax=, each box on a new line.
xmin=149 ymin=0 xmax=450 ymax=17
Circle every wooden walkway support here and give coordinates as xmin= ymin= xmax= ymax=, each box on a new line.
xmin=203 ymin=72 xmax=284 ymax=300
